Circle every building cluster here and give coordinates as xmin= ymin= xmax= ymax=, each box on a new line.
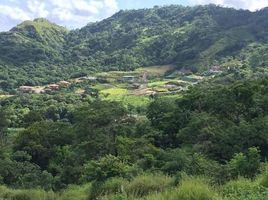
xmin=18 ymin=80 xmax=70 ymax=94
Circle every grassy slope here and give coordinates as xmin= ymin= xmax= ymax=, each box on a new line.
xmin=1 ymin=171 xmax=268 ymax=200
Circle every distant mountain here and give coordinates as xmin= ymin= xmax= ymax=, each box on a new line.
xmin=0 ymin=18 xmax=67 ymax=64
xmin=0 ymin=5 xmax=267 ymax=90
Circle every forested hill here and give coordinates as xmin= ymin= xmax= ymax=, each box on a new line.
xmin=0 ymin=4 xmax=268 ymax=90
xmin=0 ymin=18 xmax=68 ymax=64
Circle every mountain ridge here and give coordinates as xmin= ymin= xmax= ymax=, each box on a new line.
xmin=0 ymin=4 xmax=267 ymax=90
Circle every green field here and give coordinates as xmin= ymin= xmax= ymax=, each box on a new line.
xmin=148 ymin=81 xmax=169 ymax=87
xmin=100 ymin=88 xmax=129 ymax=95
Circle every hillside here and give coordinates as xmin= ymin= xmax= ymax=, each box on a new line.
xmin=0 ymin=18 xmax=67 ymax=64
xmin=0 ymin=5 xmax=268 ymax=90
xmin=0 ymin=4 xmax=268 ymax=200
xmin=65 ymin=5 xmax=268 ymax=70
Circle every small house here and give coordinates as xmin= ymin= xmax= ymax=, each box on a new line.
xmin=58 ymin=81 xmax=70 ymax=86
xmin=79 ymin=76 xmax=97 ymax=81
xmin=19 ymin=86 xmax=34 ymax=93
xmin=178 ymin=68 xmax=193 ymax=75
xmin=46 ymin=84 xmax=60 ymax=90
xmin=122 ymin=76 xmax=136 ymax=82
xmin=209 ymin=66 xmax=222 ymax=73
xmin=131 ymin=83 xmax=141 ymax=89
xmin=44 ymin=88 xmax=52 ymax=93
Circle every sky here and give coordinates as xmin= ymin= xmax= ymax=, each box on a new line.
xmin=0 ymin=0 xmax=267 ymax=31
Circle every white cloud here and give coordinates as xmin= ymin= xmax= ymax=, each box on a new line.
xmin=1 ymin=0 xmax=267 ymax=32
xmin=105 ymin=0 xmax=118 ymax=11
xmin=48 ymin=0 xmax=119 ymax=28
xmin=0 ymin=5 xmax=30 ymax=20
xmin=0 ymin=0 xmax=119 ymax=31
xmin=47 ymin=0 xmax=118 ymax=21
xmin=190 ymin=0 xmax=268 ymax=11
xmin=27 ymin=0 xmax=49 ymax=18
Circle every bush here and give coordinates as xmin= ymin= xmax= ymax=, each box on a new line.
xmin=11 ymin=193 xmax=31 ymax=200
xmin=227 ymin=147 xmax=261 ymax=179
xmin=101 ymin=178 xmax=127 ymax=195
xmin=125 ymin=174 xmax=173 ymax=197
xmin=82 ymin=155 xmax=131 ymax=182
xmin=0 ymin=186 xmax=56 ymax=200
xmin=0 ymin=185 xmax=12 ymax=198
xmin=222 ymin=178 xmax=268 ymax=200
xmin=88 ymin=178 xmax=127 ymax=199
xmin=144 ymin=177 xmax=220 ymax=200
xmin=59 ymin=184 xmax=90 ymax=200
xmin=175 ymin=177 xmax=219 ymax=200
xmin=144 ymin=188 xmax=180 ymax=200
xmin=100 ymin=193 xmax=135 ymax=200
xmin=258 ymin=168 xmax=268 ymax=188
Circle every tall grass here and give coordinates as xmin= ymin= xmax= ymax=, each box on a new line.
xmin=146 ymin=178 xmax=221 ymax=200
xmin=125 ymin=174 xmax=174 ymax=197
xmin=176 ymin=177 xmax=220 ymax=200
xmin=88 ymin=174 xmax=173 ymax=200
xmin=0 ymin=185 xmax=57 ymax=200
xmin=59 ymin=184 xmax=91 ymax=200
xmin=88 ymin=178 xmax=127 ymax=200
xmin=145 ymin=177 xmax=220 ymax=200
xmin=258 ymin=166 xmax=268 ymax=188
xmin=222 ymin=177 xmax=268 ymax=200
xmin=2 ymin=171 xmax=268 ymax=200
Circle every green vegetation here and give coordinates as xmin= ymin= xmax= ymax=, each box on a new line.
xmin=103 ymin=95 xmax=151 ymax=108
xmin=0 ymin=186 xmax=57 ymax=200
xmin=1 ymin=173 xmax=268 ymax=200
xmin=148 ymin=81 xmax=168 ymax=87
xmin=136 ymin=65 xmax=176 ymax=76
xmin=1 ymin=5 xmax=268 ymax=91
xmin=0 ymin=4 xmax=268 ymax=200
xmin=0 ymin=75 xmax=267 ymax=199
xmin=101 ymin=88 xmax=129 ymax=96
xmin=169 ymin=177 xmax=219 ymax=200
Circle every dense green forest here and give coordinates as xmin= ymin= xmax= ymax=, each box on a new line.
xmin=0 ymin=4 xmax=268 ymax=91
xmin=1 ymin=75 xmax=268 ymax=199
xmin=0 ymin=4 xmax=268 ymax=200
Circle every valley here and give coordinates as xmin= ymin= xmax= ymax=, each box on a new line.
xmin=0 ymin=4 xmax=268 ymax=200
xmin=8 ymin=64 xmax=222 ymax=108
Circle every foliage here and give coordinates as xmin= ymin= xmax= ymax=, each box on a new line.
xmin=1 ymin=5 xmax=268 ymax=91
xmin=0 ymin=5 xmax=267 ymax=198
xmin=125 ymin=174 xmax=173 ymax=197
xmin=0 ymin=185 xmax=56 ymax=200
xmin=59 ymin=184 xmax=90 ymax=200
xmin=82 ymin=155 xmax=131 ymax=182
xmin=227 ymin=147 xmax=261 ymax=178
xmin=222 ymin=178 xmax=268 ymax=200
xmin=144 ymin=177 xmax=220 ymax=200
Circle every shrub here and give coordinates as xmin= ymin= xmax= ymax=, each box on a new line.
xmin=11 ymin=193 xmax=31 ymax=200
xmin=99 ymin=193 xmax=133 ymax=200
xmin=125 ymin=174 xmax=173 ymax=197
xmin=88 ymin=174 xmax=173 ymax=200
xmin=222 ymin=178 xmax=268 ymax=200
xmin=0 ymin=186 xmax=56 ymax=200
xmin=175 ymin=177 xmax=220 ymax=200
xmin=144 ymin=188 xmax=180 ymax=200
xmin=59 ymin=184 xmax=90 ymax=200
xmin=227 ymin=147 xmax=261 ymax=179
xmin=0 ymin=185 xmax=12 ymax=198
xmin=88 ymin=178 xmax=127 ymax=199
xmin=82 ymin=155 xmax=131 ymax=182
xmin=145 ymin=177 xmax=220 ymax=200
xmin=258 ymin=169 xmax=268 ymax=188
xmin=101 ymin=178 xmax=127 ymax=195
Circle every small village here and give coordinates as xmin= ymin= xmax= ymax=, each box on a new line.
xmin=16 ymin=65 xmax=224 ymax=99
